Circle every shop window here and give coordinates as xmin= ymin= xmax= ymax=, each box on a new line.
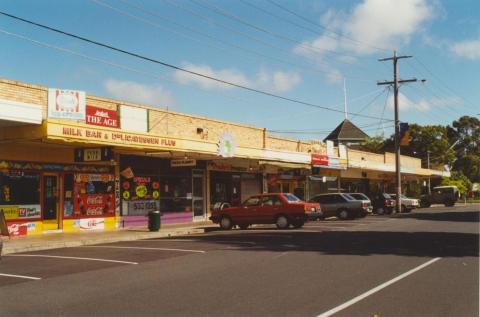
xmin=71 ymin=173 xmax=115 ymax=218
xmin=0 ymin=171 xmax=41 ymax=220
xmin=159 ymin=174 xmax=192 ymax=213
xmin=0 ymin=172 xmax=40 ymax=205
xmin=120 ymin=176 xmax=160 ymax=216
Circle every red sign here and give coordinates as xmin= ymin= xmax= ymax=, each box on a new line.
xmin=312 ymin=154 xmax=329 ymax=166
xmin=74 ymin=194 xmax=114 ymax=216
xmin=86 ymin=105 xmax=119 ymax=128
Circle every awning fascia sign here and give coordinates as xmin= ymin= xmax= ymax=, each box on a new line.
xmin=0 ymin=99 xmax=43 ymax=125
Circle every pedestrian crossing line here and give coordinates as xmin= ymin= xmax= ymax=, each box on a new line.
xmin=83 ymin=245 xmax=206 ymax=253
xmin=6 ymin=254 xmax=138 ymax=265
xmin=0 ymin=272 xmax=42 ymax=280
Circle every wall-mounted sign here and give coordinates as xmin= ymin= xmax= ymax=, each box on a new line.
xmin=86 ymin=105 xmax=119 ymax=128
xmin=0 ymin=98 xmax=43 ymax=125
xmin=51 ymin=123 xmax=176 ymax=149
xmin=120 ymin=105 xmax=148 ymax=133
xmin=326 ymin=140 xmax=335 ymax=156
xmin=74 ymin=147 xmax=114 ymax=162
xmin=171 ymin=159 xmax=196 ymax=167
xmin=48 ymin=88 xmax=86 ymax=120
xmin=218 ymin=132 xmax=236 ymax=158
xmin=0 ymin=204 xmax=42 ymax=220
xmin=312 ymin=154 xmax=329 ymax=166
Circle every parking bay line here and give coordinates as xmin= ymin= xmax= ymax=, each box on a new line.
xmin=0 ymin=273 xmax=42 ymax=280
xmin=83 ymin=246 xmax=206 ymax=253
xmin=139 ymin=239 xmax=257 ymax=246
xmin=316 ymin=257 xmax=441 ymax=317
xmin=6 ymin=254 xmax=138 ymax=265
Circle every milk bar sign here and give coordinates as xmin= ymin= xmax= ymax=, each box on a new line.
xmin=75 ymin=147 xmax=114 ymax=162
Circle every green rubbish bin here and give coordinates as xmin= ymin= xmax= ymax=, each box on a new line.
xmin=148 ymin=210 xmax=161 ymax=232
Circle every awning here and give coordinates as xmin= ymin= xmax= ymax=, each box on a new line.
xmin=259 ymin=160 xmax=310 ymax=169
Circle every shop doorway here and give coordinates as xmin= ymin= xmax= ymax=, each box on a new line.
xmin=42 ymin=174 xmax=61 ymax=230
xmin=192 ymin=170 xmax=206 ymax=221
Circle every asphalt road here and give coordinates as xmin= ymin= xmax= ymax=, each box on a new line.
xmin=0 ymin=205 xmax=478 ymax=317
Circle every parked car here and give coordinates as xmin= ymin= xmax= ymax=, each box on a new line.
xmin=420 ymin=185 xmax=460 ymax=207
xmin=308 ymin=193 xmax=370 ymax=220
xmin=347 ymin=193 xmax=373 ymax=214
xmin=389 ymin=194 xmax=419 ymax=213
xmin=209 ymin=193 xmax=321 ymax=230
xmin=369 ymin=193 xmax=395 ymax=215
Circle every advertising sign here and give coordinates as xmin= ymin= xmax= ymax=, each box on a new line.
xmin=86 ymin=105 xmax=119 ymax=128
xmin=120 ymin=105 xmax=148 ymax=133
xmin=79 ymin=218 xmax=105 ymax=231
xmin=75 ymin=194 xmax=114 ymax=216
xmin=311 ymin=154 xmax=329 ymax=166
xmin=7 ymin=222 xmax=28 ymax=237
xmin=0 ymin=205 xmax=41 ymax=220
xmin=326 ymin=140 xmax=335 ymax=156
xmin=127 ymin=200 xmax=159 ymax=216
xmin=48 ymin=88 xmax=86 ymax=120
xmin=218 ymin=132 xmax=236 ymax=158
xmin=171 ymin=159 xmax=196 ymax=167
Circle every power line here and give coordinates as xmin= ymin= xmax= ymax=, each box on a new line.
xmin=98 ymin=0 xmax=372 ymax=82
xmin=266 ymin=0 xmax=391 ymax=53
xmin=190 ymin=0 xmax=377 ymax=69
xmin=0 ymin=10 xmax=393 ymax=122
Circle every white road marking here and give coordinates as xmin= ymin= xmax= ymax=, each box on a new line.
xmin=6 ymin=254 xmax=138 ymax=265
xmin=0 ymin=273 xmax=42 ymax=280
xmin=317 ymin=257 xmax=441 ymax=317
xmin=139 ymin=239 xmax=256 ymax=245
xmin=83 ymin=245 xmax=206 ymax=253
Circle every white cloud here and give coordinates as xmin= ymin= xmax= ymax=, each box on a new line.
xmin=295 ymin=0 xmax=436 ymax=58
xmin=388 ymin=92 xmax=463 ymax=112
xmin=173 ymin=63 xmax=249 ymax=90
xmin=173 ymin=63 xmax=301 ymax=93
xmin=104 ymin=79 xmax=174 ymax=107
xmin=451 ymin=39 xmax=480 ymax=60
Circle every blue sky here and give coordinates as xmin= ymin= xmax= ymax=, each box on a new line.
xmin=0 ymin=0 xmax=478 ymax=140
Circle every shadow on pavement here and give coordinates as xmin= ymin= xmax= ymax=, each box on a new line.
xmin=396 ymin=210 xmax=479 ymax=222
xmin=193 ymin=230 xmax=480 ymax=258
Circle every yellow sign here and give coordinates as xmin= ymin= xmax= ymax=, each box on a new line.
xmin=152 ymin=190 xmax=160 ymax=199
xmin=122 ymin=191 xmax=130 ymax=200
xmin=0 ymin=205 xmax=19 ymax=220
xmin=135 ymin=185 xmax=147 ymax=198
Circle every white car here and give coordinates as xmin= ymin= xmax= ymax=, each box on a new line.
xmin=389 ymin=194 xmax=419 ymax=213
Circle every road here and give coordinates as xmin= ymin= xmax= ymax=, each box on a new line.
xmin=0 ymin=205 xmax=478 ymax=317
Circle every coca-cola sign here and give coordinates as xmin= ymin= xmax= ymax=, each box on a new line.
xmin=86 ymin=105 xmax=119 ymax=128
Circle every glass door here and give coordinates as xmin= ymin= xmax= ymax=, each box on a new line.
xmin=42 ymin=174 xmax=61 ymax=230
xmin=192 ymin=170 xmax=206 ymax=221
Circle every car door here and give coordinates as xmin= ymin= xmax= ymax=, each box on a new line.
xmin=236 ymin=196 xmax=261 ymax=224
xmin=318 ymin=195 xmax=335 ymax=217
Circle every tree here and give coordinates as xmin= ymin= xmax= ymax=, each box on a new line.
xmin=448 ymin=116 xmax=480 ymax=182
xmin=440 ymin=171 xmax=471 ymax=196
xmin=358 ymin=136 xmax=385 ymax=154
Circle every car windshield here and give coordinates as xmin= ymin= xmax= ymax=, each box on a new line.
xmin=382 ymin=193 xmax=392 ymax=199
xmin=283 ymin=193 xmax=302 ymax=202
xmin=350 ymin=193 xmax=369 ymax=200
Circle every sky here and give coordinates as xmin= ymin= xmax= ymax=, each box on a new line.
xmin=0 ymin=0 xmax=478 ymax=141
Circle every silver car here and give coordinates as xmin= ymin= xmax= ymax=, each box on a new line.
xmin=309 ymin=193 xmax=370 ymax=220
xmin=389 ymin=194 xmax=419 ymax=213
xmin=347 ymin=193 xmax=373 ymax=214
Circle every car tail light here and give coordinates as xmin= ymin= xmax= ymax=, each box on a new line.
xmin=361 ymin=202 xmax=367 ymax=208
xmin=385 ymin=199 xmax=389 ymax=206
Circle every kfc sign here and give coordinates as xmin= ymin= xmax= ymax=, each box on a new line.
xmin=86 ymin=105 xmax=119 ymax=128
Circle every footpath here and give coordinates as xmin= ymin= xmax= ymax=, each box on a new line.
xmin=1 ymin=221 xmax=217 ymax=255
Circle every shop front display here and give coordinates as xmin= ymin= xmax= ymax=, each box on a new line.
xmin=120 ymin=155 xmax=207 ymax=227
xmin=266 ymin=171 xmax=307 ymax=200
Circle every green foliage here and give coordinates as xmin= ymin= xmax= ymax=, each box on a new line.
xmin=358 ymin=136 xmax=385 ymax=154
xmin=440 ymin=171 xmax=472 ymax=195
xmin=448 ymin=116 xmax=480 ymax=182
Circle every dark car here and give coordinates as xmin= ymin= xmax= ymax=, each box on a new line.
xmin=370 ymin=193 xmax=396 ymax=214
xmin=420 ymin=186 xmax=460 ymax=207
xmin=209 ymin=193 xmax=321 ymax=230
xmin=347 ymin=193 xmax=373 ymax=214
xmin=308 ymin=193 xmax=370 ymax=220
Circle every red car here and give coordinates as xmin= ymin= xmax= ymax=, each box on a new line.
xmin=209 ymin=193 xmax=321 ymax=230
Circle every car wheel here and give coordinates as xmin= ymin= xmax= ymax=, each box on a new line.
xmin=219 ymin=216 xmax=233 ymax=230
xmin=337 ymin=209 xmax=350 ymax=220
xmin=420 ymin=200 xmax=431 ymax=208
xmin=358 ymin=211 xmax=367 ymax=218
xmin=238 ymin=224 xmax=249 ymax=230
xmin=444 ymin=200 xmax=455 ymax=207
xmin=275 ymin=215 xmax=290 ymax=229
xmin=292 ymin=220 xmax=304 ymax=229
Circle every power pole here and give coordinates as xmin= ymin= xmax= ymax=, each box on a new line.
xmin=378 ymin=51 xmax=418 ymax=213
xmin=427 ymin=150 xmax=431 ymax=195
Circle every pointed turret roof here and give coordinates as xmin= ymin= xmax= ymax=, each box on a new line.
xmin=323 ymin=119 xmax=369 ymax=144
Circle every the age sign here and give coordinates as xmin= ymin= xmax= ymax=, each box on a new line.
xmin=86 ymin=105 xmax=119 ymax=128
